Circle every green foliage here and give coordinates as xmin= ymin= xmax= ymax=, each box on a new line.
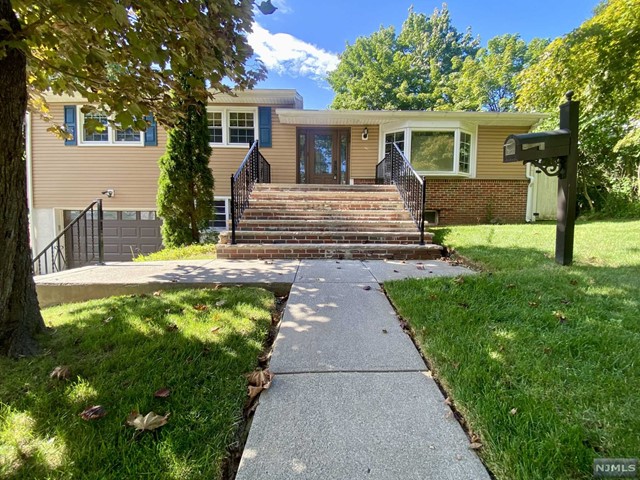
xmin=328 ymin=4 xmax=479 ymax=110
xmin=133 ymin=243 xmax=217 ymax=262
xmin=452 ymin=34 xmax=549 ymax=111
xmin=0 ymin=288 xmax=273 ymax=478
xmin=386 ymin=221 xmax=640 ymax=479
xmin=10 ymin=0 xmax=265 ymax=130
xmin=157 ymin=87 xmax=214 ymax=247
xmin=518 ymin=0 xmax=640 ymax=212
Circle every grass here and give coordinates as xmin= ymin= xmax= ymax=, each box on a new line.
xmin=134 ymin=244 xmax=217 ymax=262
xmin=0 ymin=287 xmax=274 ymax=479
xmin=385 ymin=220 xmax=640 ymax=480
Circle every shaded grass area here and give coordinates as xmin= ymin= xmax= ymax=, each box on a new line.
xmin=134 ymin=244 xmax=217 ymax=262
xmin=386 ymin=220 xmax=640 ymax=480
xmin=0 ymin=288 xmax=273 ymax=479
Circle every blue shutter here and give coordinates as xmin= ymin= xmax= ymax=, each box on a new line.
xmin=64 ymin=106 xmax=77 ymax=145
xmin=258 ymin=106 xmax=272 ymax=148
xmin=144 ymin=114 xmax=157 ymax=146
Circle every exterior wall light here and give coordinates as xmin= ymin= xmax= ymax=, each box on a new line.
xmin=362 ymin=127 xmax=369 ymax=141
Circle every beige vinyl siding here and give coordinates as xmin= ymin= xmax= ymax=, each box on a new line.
xmin=349 ymin=125 xmax=379 ymax=180
xmin=211 ymin=106 xmax=296 ymax=196
xmin=476 ymin=125 xmax=530 ymax=179
xmin=32 ymin=104 xmax=166 ymax=209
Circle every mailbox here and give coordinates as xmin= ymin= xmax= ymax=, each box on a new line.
xmin=503 ymin=129 xmax=571 ymax=163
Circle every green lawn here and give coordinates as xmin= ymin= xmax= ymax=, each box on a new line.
xmin=385 ymin=220 xmax=640 ymax=480
xmin=0 ymin=288 xmax=273 ymax=479
xmin=133 ymin=244 xmax=217 ymax=262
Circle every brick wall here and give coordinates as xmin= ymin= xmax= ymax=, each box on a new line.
xmin=425 ymin=179 xmax=528 ymax=225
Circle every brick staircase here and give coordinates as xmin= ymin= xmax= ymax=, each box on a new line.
xmin=216 ymin=184 xmax=443 ymax=260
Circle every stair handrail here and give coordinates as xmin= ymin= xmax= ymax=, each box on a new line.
xmin=375 ymin=143 xmax=427 ymax=245
xmin=32 ymin=199 xmax=104 ymax=275
xmin=230 ymin=140 xmax=271 ymax=244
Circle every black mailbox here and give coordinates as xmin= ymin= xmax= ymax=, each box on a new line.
xmin=503 ymin=129 xmax=571 ymax=163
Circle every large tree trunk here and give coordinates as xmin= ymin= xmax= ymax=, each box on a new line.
xmin=0 ymin=0 xmax=46 ymax=357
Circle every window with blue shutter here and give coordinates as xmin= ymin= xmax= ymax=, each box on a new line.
xmin=144 ymin=114 xmax=157 ymax=146
xmin=64 ymin=106 xmax=77 ymax=145
xmin=258 ymin=106 xmax=272 ymax=148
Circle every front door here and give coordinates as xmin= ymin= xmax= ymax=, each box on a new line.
xmin=298 ymin=129 xmax=349 ymax=184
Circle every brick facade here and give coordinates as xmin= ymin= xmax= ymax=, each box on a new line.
xmin=425 ymin=179 xmax=528 ymax=225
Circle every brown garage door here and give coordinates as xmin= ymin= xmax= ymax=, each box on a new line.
xmin=64 ymin=210 xmax=163 ymax=263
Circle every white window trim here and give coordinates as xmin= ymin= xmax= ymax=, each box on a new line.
xmin=380 ymin=124 xmax=476 ymax=177
xmin=206 ymin=107 xmax=258 ymax=148
xmin=77 ymin=106 xmax=144 ymax=147
xmin=210 ymin=197 xmax=230 ymax=231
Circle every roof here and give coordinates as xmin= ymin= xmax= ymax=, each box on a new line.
xmin=275 ymin=109 xmax=547 ymax=127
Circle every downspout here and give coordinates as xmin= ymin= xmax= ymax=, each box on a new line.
xmin=525 ymin=163 xmax=536 ymax=222
xmin=25 ymin=112 xmax=35 ymax=247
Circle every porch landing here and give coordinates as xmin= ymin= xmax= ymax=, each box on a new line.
xmin=217 ymin=184 xmax=443 ymax=260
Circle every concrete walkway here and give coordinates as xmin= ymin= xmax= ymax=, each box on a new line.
xmin=35 ymin=258 xmax=489 ymax=478
xmin=236 ymin=260 xmax=489 ymax=480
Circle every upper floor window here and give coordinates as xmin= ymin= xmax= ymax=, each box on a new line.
xmin=80 ymin=108 xmax=143 ymax=145
xmin=207 ymin=108 xmax=257 ymax=146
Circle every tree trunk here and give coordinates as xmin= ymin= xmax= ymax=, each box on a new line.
xmin=0 ymin=0 xmax=46 ymax=357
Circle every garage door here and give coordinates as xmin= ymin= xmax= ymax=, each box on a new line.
xmin=102 ymin=210 xmax=162 ymax=261
xmin=64 ymin=210 xmax=163 ymax=263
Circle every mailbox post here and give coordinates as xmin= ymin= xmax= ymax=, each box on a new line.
xmin=503 ymin=91 xmax=580 ymax=266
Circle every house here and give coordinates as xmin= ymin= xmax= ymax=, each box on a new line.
xmin=26 ymin=89 xmax=547 ymax=263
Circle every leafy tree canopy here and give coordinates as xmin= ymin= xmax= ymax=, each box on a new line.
xmin=13 ymin=0 xmax=265 ymax=129
xmin=328 ymin=4 xmax=479 ymax=110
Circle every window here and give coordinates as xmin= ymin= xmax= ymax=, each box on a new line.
xmin=206 ymin=108 xmax=257 ymax=146
xmin=207 ymin=112 xmax=223 ymax=143
xmin=459 ymin=132 xmax=471 ymax=174
xmin=140 ymin=211 xmax=156 ymax=220
xmin=102 ymin=211 xmax=118 ymax=220
xmin=385 ymin=131 xmax=405 ymax=155
xmin=411 ymin=131 xmax=456 ymax=172
xmin=208 ymin=199 xmax=229 ymax=230
xmin=80 ymin=108 xmax=143 ymax=145
xmin=122 ymin=211 xmax=137 ymax=221
xmin=229 ymin=112 xmax=255 ymax=144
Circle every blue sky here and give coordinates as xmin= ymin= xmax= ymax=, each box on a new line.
xmin=248 ymin=0 xmax=600 ymax=109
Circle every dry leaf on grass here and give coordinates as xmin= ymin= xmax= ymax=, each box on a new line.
xmin=193 ymin=304 xmax=208 ymax=311
xmin=166 ymin=323 xmax=179 ymax=332
xmin=510 ymin=408 xmax=518 ymax=415
xmin=210 ymin=326 xmax=221 ymax=334
xmin=50 ymin=365 xmax=71 ymax=380
xmin=444 ymin=397 xmax=452 ymax=406
xmin=246 ymin=369 xmax=274 ymax=399
xmin=454 ymin=276 xmax=465 ymax=284
xmin=79 ymin=405 xmax=107 ymax=421
xmin=553 ymin=311 xmax=567 ymax=323
xmin=126 ymin=411 xmax=170 ymax=431
xmin=154 ymin=388 xmax=171 ymax=398
xmin=215 ymin=300 xmax=226 ymax=307
xmin=469 ymin=442 xmax=483 ymax=450
xmin=153 ymin=291 xmax=162 ymax=297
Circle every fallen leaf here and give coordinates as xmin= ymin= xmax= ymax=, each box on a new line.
xmin=79 ymin=405 xmax=107 ymax=421
xmin=393 ymin=269 xmax=399 ymax=273
xmin=193 ymin=304 xmax=208 ymax=311
xmin=215 ymin=300 xmax=226 ymax=307
xmin=382 ymin=329 xmax=388 ymax=334
xmin=248 ymin=385 xmax=264 ymax=399
xmin=166 ymin=323 xmax=179 ymax=332
xmin=528 ymin=301 xmax=539 ymax=307
xmin=264 ymin=260 xmax=274 ymax=265
xmin=452 ymin=362 xmax=460 ymax=369
xmin=154 ymin=388 xmax=171 ymax=398
xmin=210 ymin=326 xmax=221 ymax=334
xmin=469 ymin=442 xmax=483 ymax=450
xmin=553 ymin=311 xmax=567 ymax=323
xmin=102 ymin=316 xmax=113 ymax=324
xmin=444 ymin=397 xmax=452 ymax=406
xmin=506 ymin=283 xmax=516 ymax=289
xmin=363 ymin=286 xmax=372 ymax=291
xmin=50 ymin=365 xmax=71 ymax=380
xmin=510 ymin=408 xmax=518 ymax=415
xmin=454 ymin=276 xmax=465 ymax=284
xmin=126 ymin=411 xmax=169 ymax=431
xmin=246 ymin=369 xmax=274 ymax=387
xmin=417 ymin=265 xmax=425 ymax=270
xmin=153 ymin=290 xmax=162 ymax=297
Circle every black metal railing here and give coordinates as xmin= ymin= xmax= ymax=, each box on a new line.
xmin=33 ymin=199 xmax=104 ymax=275
xmin=230 ymin=140 xmax=271 ymax=244
xmin=375 ymin=143 xmax=427 ymax=245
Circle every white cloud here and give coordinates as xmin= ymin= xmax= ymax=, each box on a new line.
xmin=248 ymin=23 xmax=339 ymax=80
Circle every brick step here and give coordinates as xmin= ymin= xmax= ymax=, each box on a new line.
xmin=241 ymin=209 xmax=413 ymax=221
xmin=232 ymin=230 xmax=427 ymax=245
xmin=247 ymin=201 xmax=406 ymax=211
xmin=254 ymin=183 xmax=395 ymax=193
xmin=216 ymin=243 xmax=443 ymax=260
xmin=237 ymin=219 xmax=418 ymax=232
xmin=250 ymin=192 xmax=401 ymax=202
